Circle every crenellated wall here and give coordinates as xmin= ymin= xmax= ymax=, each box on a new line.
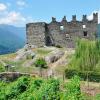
xmin=26 ymin=13 xmax=98 ymax=48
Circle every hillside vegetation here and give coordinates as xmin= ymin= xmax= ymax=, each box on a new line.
xmin=69 ymin=39 xmax=100 ymax=70
xmin=65 ymin=39 xmax=100 ymax=82
xmin=0 ymin=75 xmax=87 ymax=100
xmin=1 ymin=39 xmax=100 ymax=99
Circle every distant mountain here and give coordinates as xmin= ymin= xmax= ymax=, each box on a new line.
xmin=0 ymin=24 xmax=26 ymax=54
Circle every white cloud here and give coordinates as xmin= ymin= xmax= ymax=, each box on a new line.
xmin=0 ymin=11 xmax=26 ymax=26
xmin=0 ymin=2 xmax=32 ymax=26
xmin=17 ymin=0 xmax=26 ymax=7
xmin=87 ymin=10 xmax=100 ymax=23
xmin=0 ymin=3 xmax=7 ymax=11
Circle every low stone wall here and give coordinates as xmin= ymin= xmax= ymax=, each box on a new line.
xmin=0 ymin=72 xmax=35 ymax=82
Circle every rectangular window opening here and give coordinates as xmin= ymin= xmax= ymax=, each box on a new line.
xmin=60 ymin=25 xmax=64 ymax=30
xmin=83 ymin=31 xmax=87 ymax=36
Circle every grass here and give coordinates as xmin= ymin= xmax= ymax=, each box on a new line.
xmin=36 ymin=48 xmax=52 ymax=55
xmin=11 ymin=66 xmax=35 ymax=73
xmin=68 ymin=39 xmax=100 ymax=72
xmin=55 ymin=65 xmax=67 ymax=73
xmin=0 ymin=53 xmax=16 ymax=59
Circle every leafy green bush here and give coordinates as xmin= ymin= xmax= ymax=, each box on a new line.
xmin=34 ymin=58 xmax=48 ymax=76
xmin=34 ymin=58 xmax=48 ymax=69
xmin=55 ymin=45 xmax=62 ymax=48
xmin=36 ymin=78 xmax=60 ymax=100
xmin=18 ymin=78 xmax=44 ymax=100
xmin=4 ymin=76 xmax=30 ymax=100
xmin=0 ymin=76 xmax=86 ymax=100
xmin=65 ymin=69 xmax=100 ymax=82
xmin=60 ymin=75 xmax=84 ymax=100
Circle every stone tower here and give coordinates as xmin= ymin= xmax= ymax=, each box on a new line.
xmin=26 ymin=22 xmax=46 ymax=47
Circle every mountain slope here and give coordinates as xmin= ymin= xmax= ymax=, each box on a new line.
xmin=0 ymin=24 xmax=26 ymax=54
xmin=0 ymin=24 xmax=26 ymax=40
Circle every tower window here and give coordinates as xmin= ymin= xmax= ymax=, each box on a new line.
xmin=60 ymin=26 xmax=64 ymax=30
xmin=83 ymin=25 xmax=86 ymax=29
xmin=83 ymin=31 xmax=87 ymax=36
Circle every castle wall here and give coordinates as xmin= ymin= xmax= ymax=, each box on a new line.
xmin=48 ymin=13 xmax=98 ymax=48
xmin=48 ymin=21 xmax=67 ymax=47
xmin=26 ymin=13 xmax=98 ymax=48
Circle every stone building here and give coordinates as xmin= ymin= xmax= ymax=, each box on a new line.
xmin=26 ymin=13 xmax=98 ymax=48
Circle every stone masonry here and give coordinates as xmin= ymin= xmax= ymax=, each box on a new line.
xmin=26 ymin=13 xmax=98 ymax=48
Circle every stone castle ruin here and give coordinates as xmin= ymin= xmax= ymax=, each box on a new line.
xmin=26 ymin=13 xmax=98 ymax=48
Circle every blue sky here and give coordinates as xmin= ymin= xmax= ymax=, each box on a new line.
xmin=0 ymin=0 xmax=100 ymax=26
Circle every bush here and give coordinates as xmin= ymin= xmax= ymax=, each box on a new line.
xmin=36 ymin=78 xmax=60 ymax=100
xmin=61 ymin=75 xmax=84 ymax=100
xmin=34 ymin=58 xmax=48 ymax=69
xmin=0 ymin=76 xmax=86 ymax=100
xmin=55 ymin=45 xmax=62 ymax=48
xmin=4 ymin=76 xmax=30 ymax=100
xmin=65 ymin=69 xmax=100 ymax=82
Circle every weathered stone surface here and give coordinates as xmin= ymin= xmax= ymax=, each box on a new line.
xmin=14 ymin=48 xmax=36 ymax=62
xmin=45 ymin=50 xmax=64 ymax=64
xmin=0 ymin=72 xmax=30 ymax=82
xmin=26 ymin=13 xmax=98 ymax=48
xmin=26 ymin=22 xmax=46 ymax=47
xmin=22 ymin=59 xmax=36 ymax=67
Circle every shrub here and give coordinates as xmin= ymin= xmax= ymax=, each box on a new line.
xmin=65 ymin=69 xmax=100 ymax=82
xmin=55 ymin=45 xmax=62 ymax=48
xmin=36 ymin=78 xmax=60 ymax=100
xmin=61 ymin=75 xmax=84 ymax=100
xmin=34 ymin=58 xmax=48 ymax=69
xmin=5 ymin=76 xmax=30 ymax=100
xmin=0 ymin=76 xmax=86 ymax=100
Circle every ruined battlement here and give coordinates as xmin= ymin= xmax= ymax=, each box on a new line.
xmin=50 ymin=13 xmax=98 ymax=23
xmin=26 ymin=13 xmax=98 ymax=48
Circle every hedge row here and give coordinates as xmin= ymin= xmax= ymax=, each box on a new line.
xmin=65 ymin=69 xmax=100 ymax=82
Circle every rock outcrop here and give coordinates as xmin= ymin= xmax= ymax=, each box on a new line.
xmin=14 ymin=48 xmax=36 ymax=62
xmin=45 ymin=50 xmax=64 ymax=64
xmin=0 ymin=72 xmax=30 ymax=82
